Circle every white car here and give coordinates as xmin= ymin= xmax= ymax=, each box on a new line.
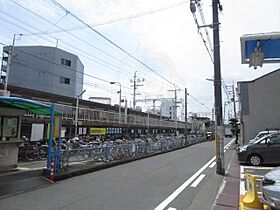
xmin=261 ymin=167 xmax=280 ymax=209
xmin=249 ymin=130 xmax=279 ymax=144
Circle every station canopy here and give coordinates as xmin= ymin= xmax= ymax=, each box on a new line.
xmin=0 ymin=96 xmax=61 ymax=116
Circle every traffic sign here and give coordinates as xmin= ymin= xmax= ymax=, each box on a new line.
xmin=240 ymin=32 xmax=280 ymax=69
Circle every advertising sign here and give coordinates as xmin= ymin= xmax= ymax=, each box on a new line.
xmin=90 ymin=128 xmax=106 ymax=135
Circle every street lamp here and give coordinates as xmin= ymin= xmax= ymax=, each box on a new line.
xmin=110 ymin=81 xmax=122 ymax=124
xmin=75 ymin=89 xmax=86 ymax=137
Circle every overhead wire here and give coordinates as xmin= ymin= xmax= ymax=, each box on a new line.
xmin=2 ymin=2 xmax=139 ymax=80
xmin=49 ymin=0 xmax=210 ymax=110
xmin=8 ymin=0 xmax=173 ymax=88
xmin=38 ymin=1 xmax=188 ymax=33
xmin=196 ymin=0 xmax=213 ymax=52
xmin=49 ymin=0 xmax=180 ymax=89
xmin=11 ymin=47 xmax=152 ymax=95
xmin=2 ymin=0 xmax=212 ymax=112
xmin=191 ymin=12 xmax=214 ymax=63
xmin=9 ymin=0 xmax=145 ymax=75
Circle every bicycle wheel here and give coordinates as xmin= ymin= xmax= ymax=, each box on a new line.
xmin=25 ymin=147 xmax=39 ymax=161
xmin=39 ymin=145 xmax=48 ymax=159
xmin=18 ymin=145 xmax=25 ymax=161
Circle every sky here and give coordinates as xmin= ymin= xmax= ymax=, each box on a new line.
xmin=0 ymin=0 xmax=279 ymax=120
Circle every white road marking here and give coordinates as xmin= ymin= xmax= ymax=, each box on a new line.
xmin=190 ymin=174 xmax=206 ymax=188
xmin=17 ymin=167 xmax=45 ymax=170
xmin=167 ymin=208 xmax=176 ymax=210
xmin=240 ymin=166 xmax=245 ymax=196
xmin=154 ymin=156 xmax=216 ymax=210
xmin=154 ymin=139 xmax=235 ymax=210
xmin=209 ymin=162 xmax=216 ymax=168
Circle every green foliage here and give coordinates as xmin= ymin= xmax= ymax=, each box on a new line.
xmin=229 ymin=118 xmax=240 ymax=136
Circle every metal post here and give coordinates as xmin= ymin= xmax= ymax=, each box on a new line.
xmin=213 ymin=0 xmax=224 ymax=175
xmin=175 ymin=87 xmax=178 ymax=135
xmin=147 ymin=112 xmax=150 ymax=134
xmin=133 ymin=71 xmax=137 ymax=109
xmin=47 ymin=103 xmax=55 ymax=171
xmin=4 ymin=34 xmax=19 ymax=93
xmin=110 ymin=82 xmax=121 ymax=124
xmin=125 ymin=98 xmax=127 ymax=124
xmin=232 ymin=84 xmax=237 ymax=119
xmin=75 ymin=90 xmax=86 ymax=137
xmin=185 ymin=88 xmax=188 ymax=140
xmin=119 ymin=84 xmax=121 ymax=124
xmin=232 ymin=83 xmax=238 ymax=143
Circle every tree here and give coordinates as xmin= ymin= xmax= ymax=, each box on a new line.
xmin=229 ymin=118 xmax=240 ymax=144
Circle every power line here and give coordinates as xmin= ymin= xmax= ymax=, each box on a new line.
xmin=50 ymin=0 xmax=179 ymax=89
xmin=1 ymin=3 xmax=139 ymax=79
xmin=196 ymin=1 xmax=213 ymax=52
xmin=191 ymin=12 xmax=214 ymax=63
xmin=19 ymin=1 xmax=188 ymax=34
xmin=9 ymin=47 xmax=151 ymax=95
xmin=7 ymin=0 xmax=186 ymax=95
xmin=9 ymin=0 xmax=144 ymax=75
xmin=2 ymin=0 xmax=210 ymax=112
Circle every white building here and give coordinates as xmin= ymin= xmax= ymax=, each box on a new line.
xmin=160 ymin=99 xmax=176 ymax=120
xmin=1 ymin=46 xmax=84 ymax=98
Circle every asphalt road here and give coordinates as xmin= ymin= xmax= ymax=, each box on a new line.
xmin=0 ymin=138 xmax=235 ymax=210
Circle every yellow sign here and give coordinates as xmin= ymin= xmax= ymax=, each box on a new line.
xmin=90 ymin=128 xmax=106 ymax=135
xmin=54 ymin=116 xmax=61 ymax=139
xmin=47 ymin=116 xmax=61 ymax=139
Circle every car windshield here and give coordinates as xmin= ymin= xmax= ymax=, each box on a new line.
xmin=255 ymin=133 xmax=268 ymax=140
xmin=254 ymin=134 xmax=274 ymax=144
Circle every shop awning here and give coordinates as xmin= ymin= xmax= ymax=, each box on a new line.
xmin=0 ymin=96 xmax=61 ymax=116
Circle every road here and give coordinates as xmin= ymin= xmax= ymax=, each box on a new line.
xmin=0 ymin=138 xmax=235 ymax=210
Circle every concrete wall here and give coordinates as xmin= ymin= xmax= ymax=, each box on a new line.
xmin=6 ymin=46 xmax=84 ymax=98
xmin=238 ymin=69 xmax=280 ymax=144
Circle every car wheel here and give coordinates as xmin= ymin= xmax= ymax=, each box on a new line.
xmin=248 ymin=154 xmax=262 ymax=166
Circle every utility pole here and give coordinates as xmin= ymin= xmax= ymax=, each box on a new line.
xmin=75 ymin=90 xmax=86 ymax=137
xmin=4 ymin=34 xmax=22 ymax=94
xmin=131 ymin=71 xmax=144 ymax=109
xmin=232 ymin=84 xmax=237 ymax=119
xmin=168 ymin=86 xmax=181 ymax=135
xmin=231 ymin=83 xmax=238 ymax=143
xmin=185 ymin=88 xmax=188 ymax=140
xmin=213 ymin=0 xmax=224 ymax=175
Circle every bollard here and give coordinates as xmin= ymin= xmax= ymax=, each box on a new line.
xmin=240 ymin=174 xmax=263 ymax=210
xmin=47 ymin=159 xmax=55 ymax=181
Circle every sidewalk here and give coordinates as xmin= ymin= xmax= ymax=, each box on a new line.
xmin=0 ymin=160 xmax=50 ymax=199
xmin=213 ymin=153 xmax=240 ymax=210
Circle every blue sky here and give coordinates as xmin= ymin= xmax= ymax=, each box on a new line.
xmin=0 ymin=0 xmax=279 ymax=119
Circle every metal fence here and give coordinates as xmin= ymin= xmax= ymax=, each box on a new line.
xmin=54 ymin=103 xmax=186 ymax=129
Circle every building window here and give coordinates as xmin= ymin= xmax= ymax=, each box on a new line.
xmin=61 ymin=58 xmax=71 ymax=67
xmin=60 ymin=76 xmax=70 ymax=85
